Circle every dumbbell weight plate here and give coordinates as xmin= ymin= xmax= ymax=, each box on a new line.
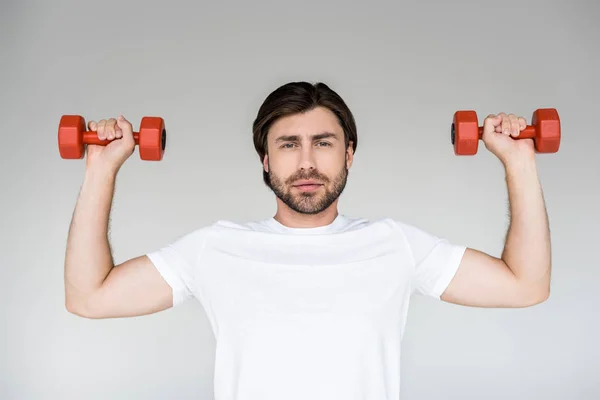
xmin=138 ymin=117 xmax=166 ymax=161
xmin=452 ymin=110 xmax=480 ymax=155
xmin=58 ymin=115 xmax=86 ymax=159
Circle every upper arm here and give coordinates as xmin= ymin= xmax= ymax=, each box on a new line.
xmin=72 ymin=227 xmax=208 ymax=319
xmin=395 ymin=220 xmax=546 ymax=308
xmin=440 ymin=248 xmax=547 ymax=308
xmin=75 ymin=255 xmax=174 ymax=319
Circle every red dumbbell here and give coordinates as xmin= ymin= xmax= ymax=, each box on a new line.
xmin=451 ymin=108 xmax=561 ymax=155
xmin=58 ymin=115 xmax=166 ymax=161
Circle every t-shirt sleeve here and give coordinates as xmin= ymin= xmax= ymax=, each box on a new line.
xmin=394 ymin=220 xmax=467 ymax=300
xmin=145 ymin=227 xmax=209 ymax=306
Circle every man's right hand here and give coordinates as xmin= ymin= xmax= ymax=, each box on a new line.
xmin=85 ymin=115 xmax=136 ymax=173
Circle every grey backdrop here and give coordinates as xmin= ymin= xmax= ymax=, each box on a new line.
xmin=2 ymin=0 xmax=599 ymax=399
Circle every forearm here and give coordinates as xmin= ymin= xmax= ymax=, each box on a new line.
xmin=64 ymin=167 xmax=117 ymax=309
xmin=501 ymin=157 xmax=551 ymax=292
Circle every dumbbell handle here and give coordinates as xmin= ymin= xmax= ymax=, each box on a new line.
xmin=82 ymin=130 xmax=141 ymax=146
xmin=476 ymin=125 xmax=536 ymax=139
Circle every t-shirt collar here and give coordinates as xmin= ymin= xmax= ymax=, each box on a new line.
xmin=265 ymin=214 xmax=348 ymax=235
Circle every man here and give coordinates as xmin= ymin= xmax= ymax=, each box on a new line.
xmin=64 ymin=81 xmax=551 ymax=399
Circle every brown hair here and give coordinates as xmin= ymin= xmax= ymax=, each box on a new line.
xmin=252 ymin=81 xmax=358 ymax=185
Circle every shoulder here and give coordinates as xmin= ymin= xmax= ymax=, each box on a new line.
xmin=381 ymin=218 xmax=441 ymax=239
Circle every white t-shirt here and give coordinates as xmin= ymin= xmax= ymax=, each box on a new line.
xmin=146 ymin=214 xmax=466 ymax=400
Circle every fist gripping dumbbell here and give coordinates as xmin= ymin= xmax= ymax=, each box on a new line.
xmin=451 ymin=108 xmax=561 ymax=156
xmin=58 ymin=115 xmax=167 ymax=161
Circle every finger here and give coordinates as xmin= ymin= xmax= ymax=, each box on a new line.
xmin=484 ymin=114 xmax=502 ymax=134
xmin=105 ymin=118 xmax=117 ymax=140
xmin=88 ymin=120 xmax=97 ymax=131
xmin=500 ymin=112 xmax=510 ymax=135
xmin=114 ymin=117 xmax=122 ymax=139
xmin=493 ymin=113 xmax=505 ymax=133
xmin=519 ymin=117 xmax=527 ymax=131
xmin=116 ymin=115 xmax=134 ymax=142
xmin=508 ymin=113 xmax=519 ymax=137
xmin=97 ymin=119 xmax=107 ymax=140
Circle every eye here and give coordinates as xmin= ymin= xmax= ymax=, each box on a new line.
xmin=317 ymin=141 xmax=331 ymax=147
xmin=280 ymin=143 xmax=295 ymax=149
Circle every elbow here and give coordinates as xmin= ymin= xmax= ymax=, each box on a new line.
xmin=537 ymin=286 xmax=551 ymax=304
xmin=65 ymin=288 xmax=82 ymax=315
xmin=527 ymin=291 xmax=550 ymax=306
xmin=522 ymin=284 xmax=551 ymax=307
xmin=65 ymin=298 xmax=88 ymax=317
xmin=515 ymin=268 xmax=551 ymax=307
xmin=65 ymin=295 xmax=99 ymax=319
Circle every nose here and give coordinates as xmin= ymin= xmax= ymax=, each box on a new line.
xmin=298 ymin=146 xmax=317 ymax=171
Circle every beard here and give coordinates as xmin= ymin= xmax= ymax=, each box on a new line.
xmin=266 ymin=164 xmax=348 ymax=215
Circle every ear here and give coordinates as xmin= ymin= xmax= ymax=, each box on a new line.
xmin=345 ymin=141 xmax=354 ymax=169
xmin=263 ymin=154 xmax=269 ymax=172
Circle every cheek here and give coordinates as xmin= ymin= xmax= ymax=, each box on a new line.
xmin=316 ymin=152 xmax=346 ymax=171
xmin=267 ymin=156 xmax=294 ymax=176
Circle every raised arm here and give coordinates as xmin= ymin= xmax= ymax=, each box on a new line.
xmin=64 ymin=116 xmax=173 ymax=319
xmin=441 ymin=112 xmax=552 ymax=308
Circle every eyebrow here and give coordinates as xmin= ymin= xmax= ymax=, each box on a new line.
xmin=274 ymin=132 xmax=340 ymax=143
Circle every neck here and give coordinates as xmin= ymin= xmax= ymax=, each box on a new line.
xmin=273 ymin=201 xmax=339 ymax=229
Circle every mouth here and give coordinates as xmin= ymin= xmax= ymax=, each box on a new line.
xmin=292 ymin=181 xmax=323 ymax=192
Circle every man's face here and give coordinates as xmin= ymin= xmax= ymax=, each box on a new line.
xmin=263 ymin=106 xmax=354 ymax=215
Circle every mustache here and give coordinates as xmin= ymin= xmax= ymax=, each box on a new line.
xmin=285 ymin=170 xmax=329 ymax=184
